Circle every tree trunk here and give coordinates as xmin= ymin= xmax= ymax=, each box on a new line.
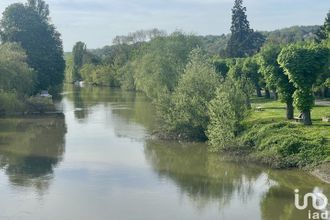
xmin=265 ymin=89 xmax=270 ymax=99
xmin=286 ymin=102 xmax=294 ymax=120
xmin=273 ymin=90 xmax=278 ymax=100
xmin=302 ymin=110 xmax=312 ymax=125
xmin=245 ymin=98 xmax=252 ymax=109
xmin=256 ymin=86 xmax=262 ymax=97
xmin=324 ymin=87 xmax=329 ymax=98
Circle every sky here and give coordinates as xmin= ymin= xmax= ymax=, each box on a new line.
xmin=0 ymin=0 xmax=329 ymax=51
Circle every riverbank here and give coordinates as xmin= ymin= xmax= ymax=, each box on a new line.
xmin=239 ymin=97 xmax=330 ymax=182
xmin=154 ymin=96 xmax=330 ymax=183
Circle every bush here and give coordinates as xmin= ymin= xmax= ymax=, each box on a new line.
xmin=207 ymin=78 xmax=248 ymax=152
xmin=0 ymin=91 xmax=24 ymax=114
xmin=158 ymin=48 xmax=221 ymax=140
xmin=25 ymin=97 xmax=55 ymax=113
xmin=240 ymin=122 xmax=327 ymax=168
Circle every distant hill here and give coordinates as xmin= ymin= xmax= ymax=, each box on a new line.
xmin=198 ymin=25 xmax=320 ymax=55
xmin=83 ymin=25 xmax=321 ymax=58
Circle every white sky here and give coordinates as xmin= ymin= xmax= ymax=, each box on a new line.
xmin=0 ymin=0 xmax=329 ymax=51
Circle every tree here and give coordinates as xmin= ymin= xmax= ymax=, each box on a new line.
xmin=0 ymin=43 xmax=35 ymax=96
xmin=278 ymin=44 xmax=329 ymax=125
xmin=228 ymin=59 xmax=254 ymax=109
xmin=72 ymin=42 xmax=87 ymax=81
xmin=257 ymin=44 xmax=296 ymax=119
xmin=242 ymin=57 xmax=263 ymax=97
xmin=133 ymin=32 xmax=201 ymax=99
xmin=212 ymin=57 xmax=230 ymax=78
xmin=161 ymin=48 xmax=221 ymax=140
xmin=315 ymin=10 xmax=330 ymax=43
xmin=207 ymin=78 xmax=248 ymax=152
xmin=225 ymin=0 xmax=265 ymax=57
xmin=0 ymin=1 xmax=65 ymax=93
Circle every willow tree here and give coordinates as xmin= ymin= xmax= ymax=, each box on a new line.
xmin=278 ymin=44 xmax=329 ymax=125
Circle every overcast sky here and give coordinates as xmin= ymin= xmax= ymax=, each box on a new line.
xmin=0 ymin=0 xmax=329 ymax=51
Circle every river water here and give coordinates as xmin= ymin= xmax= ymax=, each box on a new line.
xmin=0 ymin=86 xmax=329 ymax=220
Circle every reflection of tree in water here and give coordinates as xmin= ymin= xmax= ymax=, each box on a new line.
xmin=260 ymin=170 xmax=330 ymax=220
xmin=66 ymin=85 xmax=156 ymax=136
xmin=144 ymin=140 xmax=263 ymax=209
xmin=0 ymin=114 xmax=67 ymax=191
xmin=145 ymin=140 xmax=330 ymax=218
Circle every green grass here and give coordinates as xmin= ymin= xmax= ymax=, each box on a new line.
xmin=240 ymin=97 xmax=330 ymax=168
xmin=249 ymin=97 xmax=330 ymax=140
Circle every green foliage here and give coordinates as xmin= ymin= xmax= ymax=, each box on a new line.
xmin=80 ymin=64 xmax=120 ymax=87
xmin=278 ymin=43 xmax=329 ymax=119
xmin=207 ymin=78 xmax=248 ymax=152
xmin=315 ymin=10 xmax=330 ymax=43
xmin=72 ymin=41 xmax=87 ymax=81
xmin=226 ymin=0 xmax=265 ymax=57
xmin=228 ymin=59 xmax=255 ymax=108
xmin=241 ymin=122 xmax=328 ymax=168
xmin=212 ymin=57 xmax=230 ymax=78
xmin=264 ymin=25 xmax=319 ymax=45
xmin=118 ymin=62 xmax=136 ymax=91
xmin=242 ymin=57 xmax=263 ymax=94
xmin=257 ymin=44 xmax=295 ymax=118
xmin=159 ymin=48 xmax=221 ymax=140
xmin=133 ymin=32 xmax=201 ymax=99
xmin=0 ymin=91 xmax=24 ymax=114
xmin=0 ymin=0 xmax=65 ymax=92
xmin=0 ymin=43 xmax=35 ymax=96
xmin=25 ymin=96 xmax=55 ymax=113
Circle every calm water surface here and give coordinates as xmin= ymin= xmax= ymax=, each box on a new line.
xmin=0 ymin=86 xmax=329 ymax=220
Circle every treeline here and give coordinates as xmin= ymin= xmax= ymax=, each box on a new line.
xmin=67 ymin=1 xmax=330 ymax=164
xmin=0 ymin=0 xmax=65 ymax=114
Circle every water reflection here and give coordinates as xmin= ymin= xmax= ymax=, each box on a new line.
xmin=144 ymin=140 xmax=330 ymax=219
xmin=0 ymin=115 xmax=67 ymax=190
xmin=65 ymin=85 xmax=155 ymax=138
xmin=0 ymin=86 xmax=329 ymax=220
xmin=145 ymin=140 xmax=265 ymax=209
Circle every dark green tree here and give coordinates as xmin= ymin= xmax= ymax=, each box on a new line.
xmin=257 ymin=44 xmax=296 ymax=119
xmin=0 ymin=0 xmax=65 ymax=93
xmin=225 ymin=0 xmax=265 ymax=58
xmin=278 ymin=44 xmax=329 ymax=125
xmin=212 ymin=57 xmax=230 ymax=78
xmin=315 ymin=10 xmax=330 ymax=43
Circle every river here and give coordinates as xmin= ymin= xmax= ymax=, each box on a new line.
xmin=0 ymin=86 xmax=329 ymax=220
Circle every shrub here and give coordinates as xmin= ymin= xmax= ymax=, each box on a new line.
xmin=207 ymin=78 xmax=248 ymax=152
xmin=241 ymin=122 xmax=327 ymax=168
xmin=25 ymin=97 xmax=55 ymax=113
xmin=159 ymin=48 xmax=221 ymax=140
xmin=0 ymin=91 xmax=24 ymax=114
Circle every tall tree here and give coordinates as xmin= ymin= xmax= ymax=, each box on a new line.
xmin=72 ymin=41 xmax=87 ymax=81
xmin=257 ymin=44 xmax=295 ymax=119
xmin=0 ymin=0 xmax=65 ymax=93
xmin=315 ymin=10 xmax=330 ymax=43
xmin=225 ymin=0 xmax=265 ymax=58
xmin=278 ymin=44 xmax=329 ymax=125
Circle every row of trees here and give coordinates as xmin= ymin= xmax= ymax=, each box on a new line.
xmin=67 ymin=1 xmax=329 ymax=150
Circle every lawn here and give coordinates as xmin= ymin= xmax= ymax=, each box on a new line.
xmin=239 ymin=97 xmax=330 ymax=168
xmin=248 ymin=97 xmax=330 ymax=140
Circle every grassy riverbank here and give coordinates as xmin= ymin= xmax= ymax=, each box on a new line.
xmin=238 ymin=98 xmax=330 ymax=169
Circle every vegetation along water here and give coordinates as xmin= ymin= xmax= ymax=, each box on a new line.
xmin=0 ymin=0 xmax=329 ymax=219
